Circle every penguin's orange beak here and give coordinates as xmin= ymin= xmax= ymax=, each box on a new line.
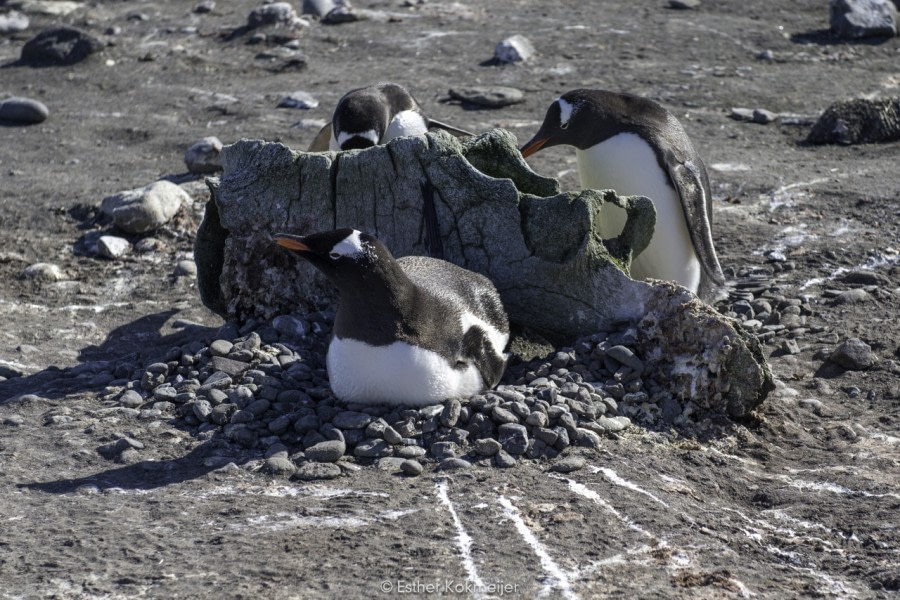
xmin=274 ymin=234 xmax=310 ymax=252
xmin=519 ymin=136 xmax=549 ymax=158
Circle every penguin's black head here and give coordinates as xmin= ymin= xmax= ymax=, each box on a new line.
xmin=274 ymin=228 xmax=394 ymax=291
xmin=520 ymin=89 xmax=655 ymax=156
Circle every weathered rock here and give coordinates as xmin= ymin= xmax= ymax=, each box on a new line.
xmin=196 ymin=129 xmax=773 ymax=416
xmin=829 ymin=338 xmax=879 ymax=370
xmin=0 ymin=97 xmax=49 ymax=125
xmin=248 ymin=2 xmax=300 ymax=28
xmin=807 ymin=97 xmax=900 ymax=145
xmin=22 ymin=262 xmax=64 ymax=281
xmin=184 ymin=137 xmax=223 ymax=174
xmin=830 ymin=0 xmax=897 ymax=39
xmin=101 ymin=180 xmax=189 ymax=234
xmin=20 ymin=26 xmax=104 ymax=66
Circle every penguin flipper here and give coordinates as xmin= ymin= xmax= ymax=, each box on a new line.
xmin=667 ymin=157 xmax=726 ymax=298
xmin=427 ymin=119 xmax=475 ymax=139
xmin=307 ymin=123 xmax=333 ymax=152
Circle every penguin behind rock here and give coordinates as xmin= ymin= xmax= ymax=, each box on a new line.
xmin=520 ymin=89 xmax=726 ymax=302
xmin=274 ymin=228 xmax=509 ymax=406
xmin=307 ymin=82 xmax=474 ymax=152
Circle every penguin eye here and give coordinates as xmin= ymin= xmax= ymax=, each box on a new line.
xmin=329 ymin=252 xmax=341 ymax=260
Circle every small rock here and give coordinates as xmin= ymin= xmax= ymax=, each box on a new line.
xmin=494 ymin=34 xmax=535 ymax=63
xmin=395 ymin=445 xmax=426 ymax=459
xmin=322 ymin=6 xmax=360 ymax=24
xmin=448 ymin=86 xmax=525 ymax=108
xmin=97 ymin=235 xmax=130 ymax=259
xmin=21 ymin=26 xmax=104 ymax=66
xmin=441 ymin=399 xmax=462 ymax=427
xmin=264 ymin=455 xmax=297 ymax=476
xmin=184 ymin=137 xmax=223 ymax=174
xmin=118 ymin=390 xmax=144 ymax=408
xmin=278 ymin=91 xmax=319 ymax=109
xmin=591 ymin=416 xmax=632 ymax=434
xmin=829 ymin=338 xmax=879 ymax=370
xmin=0 ymin=11 xmax=29 ymax=34
xmin=0 ymin=97 xmax=49 ymax=125
xmin=173 ymin=260 xmax=197 ymax=278
xmin=605 ymin=345 xmax=643 ymax=372
xmin=383 ymin=425 xmax=403 ymax=445
xmin=491 ymin=406 xmax=520 ymax=425
xmin=400 ymin=459 xmax=423 ymax=476
xmin=730 ymin=107 xmax=755 ymax=121
xmin=248 ymin=2 xmax=300 ymax=28
xmin=473 ymin=438 xmax=501 ymax=456
xmin=830 ymin=0 xmax=898 ymax=39
xmin=294 ymin=462 xmax=342 ymax=480
xmin=3 ymin=415 xmax=25 ymax=426
xmin=101 ymin=180 xmax=189 ymax=234
xmin=834 ymin=288 xmax=869 ymax=304
xmin=354 ymin=439 xmax=391 ymax=458
xmin=498 ymin=423 xmax=529 ymax=455
xmin=209 ymin=356 xmax=251 ymax=378
xmin=332 ymin=411 xmax=373 ymax=429
xmin=494 ymin=450 xmax=517 ymax=468
xmin=669 ymin=0 xmax=701 ymax=7
xmin=430 ymin=441 xmax=457 ymax=461
xmin=22 ymin=262 xmax=64 ymax=281
xmin=550 ymin=456 xmax=586 ymax=473
xmin=437 ymin=458 xmax=472 ymax=471
xmin=376 ymin=457 xmax=407 ymax=472
xmin=305 ymin=439 xmax=346 ymax=462
xmin=782 ymin=339 xmax=802 ymax=355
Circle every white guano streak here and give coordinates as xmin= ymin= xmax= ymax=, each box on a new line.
xmin=435 ymin=482 xmax=486 ymax=595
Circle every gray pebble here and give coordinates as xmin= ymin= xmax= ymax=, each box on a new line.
xmin=400 ymin=459 xmax=424 ymax=476
xmin=829 ymin=338 xmax=879 ymax=370
xmin=305 ymin=439 xmax=345 ymax=462
xmin=830 ymin=0 xmax=898 ymax=40
xmin=184 ymin=137 xmax=223 ymax=174
xmin=383 ymin=425 xmax=403 ymax=445
xmin=834 ymin=288 xmax=869 ymax=304
xmin=441 ymin=399 xmax=462 ymax=427
xmin=576 ymin=428 xmax=602 ymax=449
xmin=354 ymin=439 xmax=392 ymax=458
xmin=606 ymin=345 xmax=643 ymax=372
xmin=101 ymin=181 xmax=188 ymax=234
xmin=430 ymin=441 xmax=457 ymax=460
xmin=494 ymin=450 xmax=517 ymax=468
xmin=0 ymin=97 xmax=48 ymax=125
xmin=248 ymin=2 xmax=300 ymax=27
xmin=194 ymin=1 xmax=215 ymax=14
xmin=192 ymin=399 xmax=212 ymax=421
xmin=551 ymin=456 xmax=586 ymax=473
xmin=294 ymin=462 xmax=342 ymax=480
xmin=395 ymin=445 xmax=426 ymax=459
xmin=332 ymin=411 xmax=373 ymax=429
xmin=3 ymin=414 xmax=25 ymax=426
xmin=498 ymin=423 xmax=529 ymax=455
xmin=448 ymin=86 xmax=525 ymax=108
xmin=264 ymin=455 xmax=297 ymax=477
xmin=782 ymin=339 xmax=802 ymax=355
xmin=174 ymin=260 xmax=197 ymax=278
xmin=209 ymin=339 xmax=234 ymax=357
xmin=491 ymin=406 xmax=520 ymax=425
xmin=119 ymin=390 xmax=144 ymax=408
xmin=438 ymin=458 xmax=472 ymax=471
xmin=21 ymin=26 xmax=103 ymax=66
xmin=473 ymin=438 xmax=501 ymax=456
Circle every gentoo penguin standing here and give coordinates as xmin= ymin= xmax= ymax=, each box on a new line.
xmin=520 ymin=89 xmax=726 ymax=302
xmin=274 ymin=228 xmax=509 ymax=406
xmin=307 ymin=82 xmax=474 ymax=152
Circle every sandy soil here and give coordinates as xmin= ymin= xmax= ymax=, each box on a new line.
xmin=1 ymin=1 xmax=899 ymax=598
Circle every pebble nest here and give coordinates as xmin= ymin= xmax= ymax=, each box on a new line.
xmin=88 ymin=264 xmax=857 ymax=478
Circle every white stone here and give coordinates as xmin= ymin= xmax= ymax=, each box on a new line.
xmin=101 ymin=180 xmax=190 ymax=234
xmin=97 ymin=235 xmax=131 ymax=259
xmin=23 ymin=262 xmax=64 ymax=281
xmin=494 ymin=34 xmax=536 ymax=64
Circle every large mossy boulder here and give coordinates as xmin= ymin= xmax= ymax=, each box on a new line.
xmin=195 ymin=129 xmax=773 ymax=416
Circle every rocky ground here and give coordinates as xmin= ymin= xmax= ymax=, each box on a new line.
xmin=1 ymin=1 xmax=899 ymax=598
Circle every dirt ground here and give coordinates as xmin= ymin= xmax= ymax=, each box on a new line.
xmin=1 ymin=1 xmax=899 ymax=598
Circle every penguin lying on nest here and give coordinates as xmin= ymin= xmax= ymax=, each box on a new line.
xmin=308 ymin=82 xmax=473 ymax=152
xmin=520 ymin=89 xmax=726 ymax=302
xmin=274 ymin=228 xmax=509 ymax=406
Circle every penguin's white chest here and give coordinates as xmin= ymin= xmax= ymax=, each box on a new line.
xmin=383 ymin=110 xmax=428 ymax=143
xmin=576 ymin=132 xmax=701 ymax=293
xmin=326 ymin=336 xmax=482 ymax=407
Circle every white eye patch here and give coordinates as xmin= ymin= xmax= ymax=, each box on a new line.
xmin=330 ymin=230 xmax=366 ymax=258
xmin=557 ymin=98 xmax=574 ymax=129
